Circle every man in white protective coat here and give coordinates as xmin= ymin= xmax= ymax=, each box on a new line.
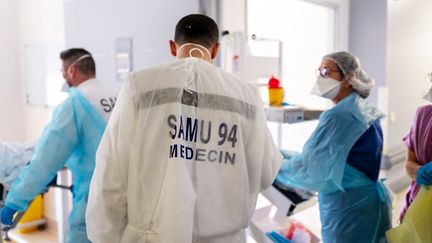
xmin=86 ymin=14 xmax=282 ymax=243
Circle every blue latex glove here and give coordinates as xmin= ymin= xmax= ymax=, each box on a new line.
xmin=0 ymin=206 xmax=17 ymax=225
xmin=416 ymin=162 xmax=432 ymax=186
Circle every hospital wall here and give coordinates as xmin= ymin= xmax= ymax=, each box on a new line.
xmin=350 ymin=0 xmax=432 ymax=151
xmin=0 ymin=0 xmax=23 ymax=141
xmin=348 ymin=0 xmax=387 ymax=106
xmin=16 ymin=0 xmax=65 ymax=143
xmin=386 ymin=0 xmax=432 ymax=150
xmin=63 ymin=0 xmax=199 ymax=84
xmin=0 ymin=0 xmax=63 ymax=143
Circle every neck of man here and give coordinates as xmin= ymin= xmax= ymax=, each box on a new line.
xmin=177 ymin=46 xmax=212 ymax=63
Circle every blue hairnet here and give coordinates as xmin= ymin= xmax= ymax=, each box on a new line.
xmin=324 ymin=51 xmax=374 ymax=98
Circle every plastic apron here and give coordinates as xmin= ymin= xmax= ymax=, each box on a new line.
xmin=386 ymin=186 xmax=432 ymax=243
xmin=6 ymin=88 xmax=107 ymax=243
xmin=319 ymin=164 xmax=392 ymax=243
xmin=276 ymin=93 xmax=391 ymax=243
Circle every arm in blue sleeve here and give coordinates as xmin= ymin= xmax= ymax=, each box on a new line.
xmin=6 ymin=98 xmax=78 ymax=211
xmin=276 ymin=111 xmax=367 ymax=193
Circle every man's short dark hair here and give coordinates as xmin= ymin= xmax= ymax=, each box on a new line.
xmin=174 ymin=14 xmax=219 ymax=48
xmin=60 ymin=48 xmax=96 ymax=76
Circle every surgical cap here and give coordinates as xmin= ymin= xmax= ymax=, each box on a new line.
xmin=324 ymin=51 xmax=374 ymax=98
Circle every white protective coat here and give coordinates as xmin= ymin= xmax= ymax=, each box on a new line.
xmin=86 ymin=57 xmax=282 ymax=243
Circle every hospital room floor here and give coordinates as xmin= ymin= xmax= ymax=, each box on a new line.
xmin=8 ymin=228 xmax=57 ymax=243
xmin=392 ymin=187 xmax=407 ymax=226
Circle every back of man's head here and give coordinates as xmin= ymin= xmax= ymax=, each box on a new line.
xmin=174 ymin=14 xmax=219 ymax=48
xmin=60 ymin=48 xmax=96 ymax=76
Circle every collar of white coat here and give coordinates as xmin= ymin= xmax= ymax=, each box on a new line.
xmin=76 ymin=78 xmax=98 ymax=91
xmin=172 ymin=57 xmax=213 ymax=71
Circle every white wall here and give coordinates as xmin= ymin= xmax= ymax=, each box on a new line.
xmin=349 ymin=0 xmax=387 ymax=104
xmin=387 ymin=0 xmax=432 ymax=149
xmin=0 ymin=0 xmax=24 ymax=141
xmin=220 ymin=0 xmax=246 ymax=32
xmin=221 ymin=0 xmax=349 ymax=51
xmin=63 ymin=0 xmax=199 ymax=83
xmin=17 ymin=0 xmax=66 ymax=142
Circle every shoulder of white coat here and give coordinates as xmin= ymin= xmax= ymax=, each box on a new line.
xmin=215 ymin=67 xmax=259 ymax=96
xmin=126 ymin=61 xmax=174 ymax=81
xmin=90 ymin=79 xmax=121 ymax=96
xmin=241 ymin=79 xmax=261 ymax=104
xmin=126 ymin=63 xmax=174 ymax=92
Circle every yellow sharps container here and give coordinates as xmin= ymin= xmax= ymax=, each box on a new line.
xmin=268 ymin=76 xmax=284 ymax=106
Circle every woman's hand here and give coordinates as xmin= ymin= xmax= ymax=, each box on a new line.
xmin=405 ymin=150 xmax=420 ymax=180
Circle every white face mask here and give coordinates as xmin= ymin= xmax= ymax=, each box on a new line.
xmin=422 ymin=85 xmax=432 ymax=102
xmin=176 ymin=43 xmax=212 ymax=60
xmin=311 ymin=76 xmax=342 ymax=99
xmin=60 ymin=82 xmax=70 ymax=93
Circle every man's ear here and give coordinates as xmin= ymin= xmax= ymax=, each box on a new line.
xmin=68 ymin=65 xmax=75 ymax=79
xmin=210 ymin=43 xmax=220 ymax=60
xmin=169 ymin=40 xmax=177 ymax=57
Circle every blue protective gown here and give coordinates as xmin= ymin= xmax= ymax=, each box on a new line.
xmin=6 ymin=88 xmax=107 ymax=243
xmin=276 ymin=93 xmax=392 ymax=243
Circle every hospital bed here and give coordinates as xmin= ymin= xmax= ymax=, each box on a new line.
xmin=0 ymin=142 xmax=72 ymax=242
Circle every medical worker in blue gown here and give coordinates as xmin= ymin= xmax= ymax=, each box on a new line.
xmin=0 ymin=48 xmax=119 ymax=243
xmin=276 ymin=51 xmax=392 ymax=243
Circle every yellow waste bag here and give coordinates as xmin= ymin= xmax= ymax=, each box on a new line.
xmin=386 ymin=187 xmax=432 ymax=243
xmin=16 ymin=195 xmax=44 ymax=233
